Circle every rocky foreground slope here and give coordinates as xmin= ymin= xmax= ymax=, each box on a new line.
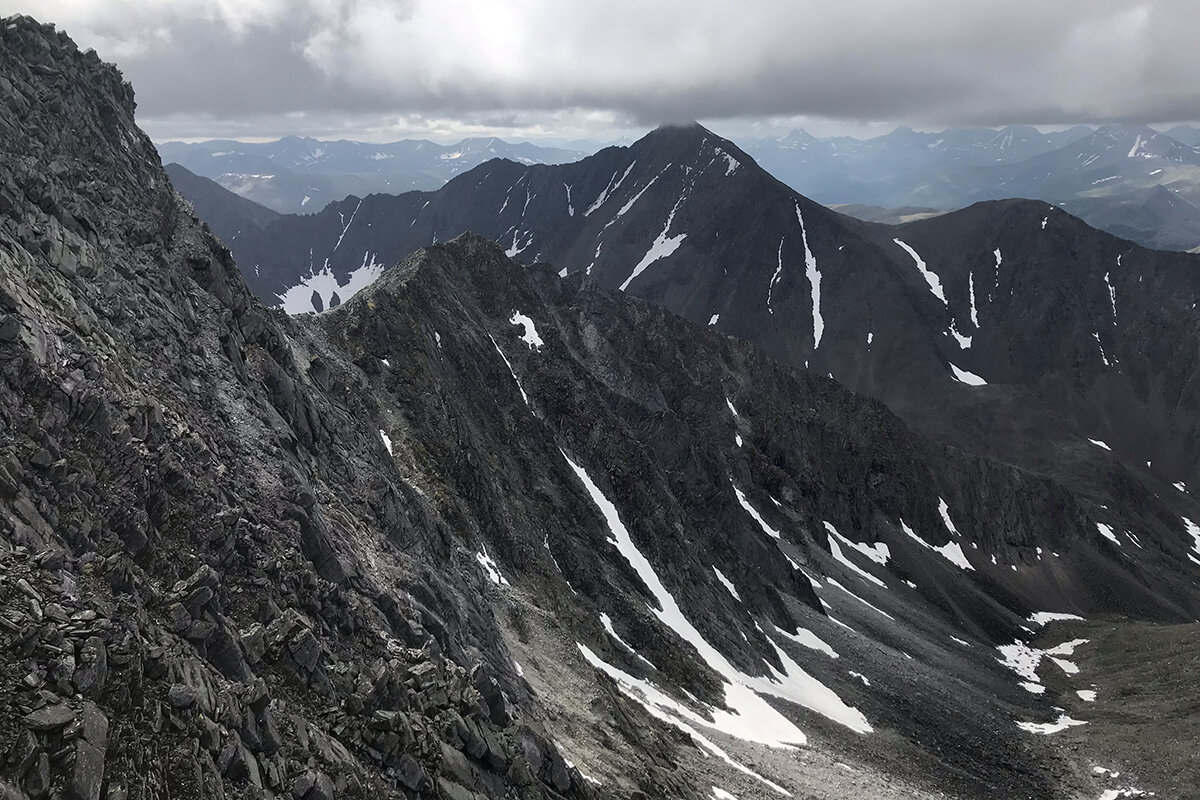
xmin=3 ymin=14 xmax=1200 ymax=800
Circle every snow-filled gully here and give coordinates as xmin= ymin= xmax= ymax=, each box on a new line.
xmin=562 ymin=451 xmax=871 ymax=794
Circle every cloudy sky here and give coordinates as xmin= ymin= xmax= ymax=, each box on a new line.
xmin=7 ymin=1 xmax=1199 ymax=143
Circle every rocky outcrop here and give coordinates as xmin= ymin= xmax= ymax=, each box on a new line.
xmin=0 ymin=16 xmax=613 ymax=800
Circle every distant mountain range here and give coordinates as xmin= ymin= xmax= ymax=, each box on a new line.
xmin=157 ymin=135 xmax=590 ymax=213
xmin=164 ymin=123 xmax=1200 ymax=252
xmin=742 ymin=123 xmax=1200 ymax=251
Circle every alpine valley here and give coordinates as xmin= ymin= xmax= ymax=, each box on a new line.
xmin=3 ymin=14 xmax=1200 ymax=800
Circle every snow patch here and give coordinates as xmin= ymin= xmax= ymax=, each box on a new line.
xmin=712 ymin=567 xmax=741 ymax=601
xmin=900 ymin=520 xmax=974 ymax=570
xmin=824 ymin=522 xmax=887 ymax=587
xmin=1029 ymin=612 xmax=1084 ymax=626
xmin=585 ymin=161 xmax=636 ymax=216
xmin=276 ymin=251 xmax=385 ymax=315
xmin=894 ymin=238 xmax=945 ymax=303
xmin=488 ymin=335 xmax=530 ymax=406
xmin=798 ymin=206 xmax=824 ymax=347
xmin=1088 ymin=438 xmax=1112 ymax=451
xmin=509 ymin=312 xmax=544 ymax=350
xmin=378 ymin=429 xmax=393 ymax=455
xmin=774 ymin=625 xmax=838 ymax=659
xmin=1182 ymin=516 xmax=1200 ymax=557
xmin=1017 ymin=714 xmax=1086 ymax=735
xmin=937 ymin=498 xmax=960 ymax=537
xmin=619 ymin=198 xmax=687 ymax=291
xmin=475 ymin=547 xmax=509 ymax=586
xmin=949 ymin=362 xmax=987 ymax=386
xmin=562 ymin=452 xmax=872 ymax=748
xmin=767 ymin=237 xmax=785 ymax=315
xmin=734 ymin=483 xmax=782 ymax=539
xmin=715 ymin=146 xmax=740 ymax=175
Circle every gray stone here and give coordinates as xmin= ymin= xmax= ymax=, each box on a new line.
xmin=167 ymin=684 xmax=198 ymax=709
xmin=66 ymin=741 xmax=105 ymax=800
xmin=23 ymin=704 xmax=74 ymax=731
xmin=301 ymin=771 xmax=333 ymax=800
xmin=79 ymin=702 xmax=108 ymax=750
xmin=72 ymin=637 xmax=107 ymax=698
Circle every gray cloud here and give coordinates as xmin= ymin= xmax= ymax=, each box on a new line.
xmin=9 ymin=1 xmax=1200 ymax=140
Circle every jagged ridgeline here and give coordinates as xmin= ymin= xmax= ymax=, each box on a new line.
xmin=2 ymin=13 xmax=1200 ymax=800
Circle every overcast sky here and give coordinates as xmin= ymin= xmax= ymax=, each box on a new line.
xmin=8 ymin=1 xmax=1200 ymax=143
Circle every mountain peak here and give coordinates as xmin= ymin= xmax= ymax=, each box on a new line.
xmin=646 ymin=120 xmax=711 ymax=143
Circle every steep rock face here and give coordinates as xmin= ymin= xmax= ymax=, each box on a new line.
xmin=296 ymin=236 xmax=1200 ymax=798
xmin=0 ymin=17 xmax=611 ymax=800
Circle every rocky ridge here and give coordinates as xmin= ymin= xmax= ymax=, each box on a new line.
xmin=0 ymin=16 xmax=612 ymax=800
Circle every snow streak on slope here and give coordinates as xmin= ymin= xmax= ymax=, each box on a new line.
xmin=619 ymin=198 xmax=687 ymax=291
xmin=894 ymin=238 xmax=945 ymax=303
xmin=774 ymin=625 xmax=838 ymax=659
xmin=1096 ymin=523 xmax=1120 ymax=545
xmin=1093 ymin=332 xmax=1113 ymax=366
xmin=475 ymin=546 xmax=509 ymax=586
xmin=825 ymin=525 xmax=890 ymax=567
xmin=562 ymin=451 xmax=872 ymax=750
xmin=585 ymin=161 xmax=636 ymax=216
xmin=1183 ymin=517 xmax=1200 ymax=565
xmin=900 ymin=520 xmax=973 ymax=570
xmin=797 ymin=206 xmax=823 ymax=347
xmin=968 ymin=272 xmax=979 ymax=327
xmin=823 ymin=522 xmax=886 ymax=587
xmin=733 ymin=482 xmax=781 ymax=539
xmin=576 ymin=644 xmax=790 ymax=796
xmin=606 ymin=163 xmax=674 ymax=231
xmin=1104 ymin=269 xmax=1118 ymax=319
xmin=600 ymin=613 xmax=652 ymax=667
xmin=332 ymin=198 xmax=363 ymax=252
xmin=713 ymin=567 xmax=741 ymax=600
xmin=949 ymin=363 xmax=987 ymax=386
xmin=488 ymin=334 xmax=530 ymax=406
xmin=768 ymin=237 xmax=785 ymax=315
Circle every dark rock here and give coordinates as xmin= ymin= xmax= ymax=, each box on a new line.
xmin=66 ymin=741 xmax=104 ymax=800
xmin=290 ymin=773 xmax=315 ymax=800
xmin=301 ymin=771 xmax=333 ymax=800
xmin=395 ymin=754 xmax=426 ymax=792
xmin=23 ymin=704 xmax=74 ymax=731
xmin=23 ymin=751 xmax=50 ymax=799
xmin=72 ymin=637 xmax=106 ymax=698
xmin=78 ymin=702 xmax=107 ymax=750
xmin=167 ymin=684 xmax=198 ymax=709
